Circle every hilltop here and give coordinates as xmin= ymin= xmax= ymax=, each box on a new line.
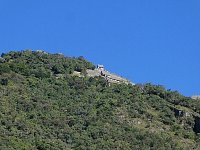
xmin=0 ymin=50 xmax=200 ymax=149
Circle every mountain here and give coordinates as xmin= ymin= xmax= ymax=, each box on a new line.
xmin=0 ymin=50 xmax=200 ymax=150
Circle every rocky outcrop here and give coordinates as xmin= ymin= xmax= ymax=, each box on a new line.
xmin=173 ymin=107 xmax=200 ymax=133
xmin=173 ymin=108 xmax=191 ymax=118
xmin=191 ymin=95 xmax=200 ymax=100
xmin=0 ymin=57 xmax=5 ymax=62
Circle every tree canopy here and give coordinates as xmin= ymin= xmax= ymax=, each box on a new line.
xmin=0 ymin=50 xmax=200 ymax=150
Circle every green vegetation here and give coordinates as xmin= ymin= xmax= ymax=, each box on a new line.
xmin=0 ymin=50 xmax=200 ymax=149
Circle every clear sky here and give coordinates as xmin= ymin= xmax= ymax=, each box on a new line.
xmin=0 ymin=0 xmax=199 ymax=96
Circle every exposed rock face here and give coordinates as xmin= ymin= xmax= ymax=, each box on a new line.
xmin=72 ymin=71 xmax=84 ymax=77
xmin=173 ymin=108 xmax=190 ymax=117
xmin=173 ymin=108 xmax=197 ymax=131
xmin=0 ymin=57 xmax=5 ymax=62
xmin=194 ymin=116 xmax=200 ymax=133
xmin=174 ymin=108 xmax=184 ymax=117
xmin=173 ymin=107 xmax=200 ymax=133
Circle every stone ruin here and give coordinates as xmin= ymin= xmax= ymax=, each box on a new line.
xmin=86 ymin=64 xmax=134 ymax=85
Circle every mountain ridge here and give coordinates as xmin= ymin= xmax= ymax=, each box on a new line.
xmin=0 ymin=50 xmax=200 ymax=149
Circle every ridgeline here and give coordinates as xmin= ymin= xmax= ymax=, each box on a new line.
xmin=0 ymin=50 xmax=200 ymax=149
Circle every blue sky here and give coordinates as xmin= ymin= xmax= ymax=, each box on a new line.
xmin=0 ymin=0 xmax=199 ymax=96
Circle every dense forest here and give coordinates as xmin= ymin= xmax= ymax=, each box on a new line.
xmin=0 ymin=50 xmax=200 ymax=150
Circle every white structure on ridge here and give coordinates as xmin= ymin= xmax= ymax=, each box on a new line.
xmin=87 ymin=64 xmax=134 ymax=85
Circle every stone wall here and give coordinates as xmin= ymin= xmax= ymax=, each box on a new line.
xmin=86 ymin=68 xmax=134 ymax=85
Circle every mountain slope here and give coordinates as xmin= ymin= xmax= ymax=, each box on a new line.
xmin=0 ymin=50 xmax=200 ymax=150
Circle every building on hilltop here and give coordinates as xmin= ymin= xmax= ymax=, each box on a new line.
xmin=97 ymin=64 xmax=105 ymax=71
xmin=86 ymin=64 xmax=134 ymax=85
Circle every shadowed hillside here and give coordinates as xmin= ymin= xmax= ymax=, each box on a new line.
xmin=0 ymin=50 xmax=200 ymax=150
